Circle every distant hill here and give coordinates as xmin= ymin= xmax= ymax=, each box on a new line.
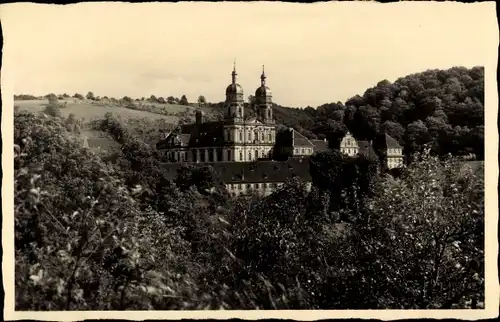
xmin=14 ymin=99 xmax=183 ymax=123
xmin=268 ymin=66 xmax=484 ymax=160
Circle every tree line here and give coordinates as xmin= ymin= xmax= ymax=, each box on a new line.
xmin=273 ymin=66 xmax=484 ymax=160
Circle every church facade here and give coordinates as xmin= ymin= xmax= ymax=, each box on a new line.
xmin=157 ymin=65 xmax=304 ymax=163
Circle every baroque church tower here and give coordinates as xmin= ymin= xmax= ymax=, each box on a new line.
xmin=224 ymin=62 xmax=244 ymax=121
xmin=220 ymin=63 xmax=276 ymax=162
xmin=255 ymin=65 xmax=274 ymax=124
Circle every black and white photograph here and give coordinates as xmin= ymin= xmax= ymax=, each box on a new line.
xmin=1 ymin=1 xmax=498 ymax=320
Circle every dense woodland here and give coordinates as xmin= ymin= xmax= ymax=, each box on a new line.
xmin=14 ymin=66 xmax=484 ymax=310
xmin=273 ymin=66 xmax=484 ymax=159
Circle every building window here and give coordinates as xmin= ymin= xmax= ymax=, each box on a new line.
xmin=268 ymin=133 xmax=272 ymax=142
xmin=238 ymin=107 xmax=242 ymax=117
xmin=238 ymin=184 xmax=241 ymax=190
xmin=239 ymin=131 xmax=242 ymax=142
xmin=248 ymin=151 xmax=252 ymax=160
xmin=239 ymin=152 xmax=243 ymax=161
xmin=227 ymin=150 xmax=231 ymax=161
xmin=185 ymin=152 xmax=188 ymax=160
xmin=192 ymin=150 xmax=197 ymax=162
xmin=255 ymin=150 xmax=259 ymax=159
xmin=247 ymin=184 xmax=251 ymax=189
xmin=208 ymin=149 xmax=214 ymax=162
xmin=264 ymin=183 xmax=268 ymax=188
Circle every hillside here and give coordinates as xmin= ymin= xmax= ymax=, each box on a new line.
xmin=14 ymin=99 xmax=187 ymax=123
xmin=271 ymin=66 xmax=484 ymax=159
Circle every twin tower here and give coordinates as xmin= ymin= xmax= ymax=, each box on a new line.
xmin=224 ymin=64 xmax=274 ymax=124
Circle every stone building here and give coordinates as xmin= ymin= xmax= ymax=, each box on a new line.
xmin=372 ymin=133 xmax=404 ymax=170
xmin=158 ymin=65 xmax=276 ymax=162
xmin=161 ymin=157 xmax=313 ymax=197
xmin=338 ymin=131 xmax=403 ymax=169
xmin=158 ymin=65 xmax=285 ymax=163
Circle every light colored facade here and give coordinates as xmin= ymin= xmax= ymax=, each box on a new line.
xmin=340 ymin=131 xmax=359 ymax=156
xmin=339 ymin=131 xmax=404 ymax=170
xmin=158 ymin=65 xmax=277 ymax=163
xmin=386 ymin=147 xmax=404 ymax=169
xmin=226 ymin=181 xmax=312 ymax=197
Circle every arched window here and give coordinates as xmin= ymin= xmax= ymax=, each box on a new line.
xmin=254 ymin=130 xmax=259 ymax=142
xmin=268 ymin=133 xmax=272 ymax=142
xmin=238 ymin=107 xmax=242 ymax=117
xmin=267 ymin=109 xmax=271 ymax=118
xmin=239 ymin=152 xmax=243 ymax=161
xmin=248 ymin=151 xmax=252 ymax=160
xmin=239 ymin=131 xmax=243 ymax=142
xmin=255 ymin=150 xmax=259 ymax=159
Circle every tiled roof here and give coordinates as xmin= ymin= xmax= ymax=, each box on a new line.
xmin=275 ymin=128 xmax=314 ymax=148
xmin=157 ymin=122 xmax=224 ymax=149
xmin=293 ymin=130 xmax=314 ymax=147
xmin=188 ymin=121 xmax=225 ymax=147
xmin=311 ymin=139 xmax=329 ymax=152
xmin=161 ymin=157 xmax=312 ymax=184
xmin=384 ymin=133 xmax=402 ymax=149
xmin=372 ymin=133 xmax=402 ymax=152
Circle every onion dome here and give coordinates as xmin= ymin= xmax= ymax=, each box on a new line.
xmin=255 ymin=65 xmax=272 ymax=97
xmin=226 ymin=62 xmax=244 ymax=95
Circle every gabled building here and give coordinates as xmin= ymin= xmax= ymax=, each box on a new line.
xmin=338 ymin=131 xmax=403 ymax=169
xmin=372 ymin=133 xmax=404 ymax=170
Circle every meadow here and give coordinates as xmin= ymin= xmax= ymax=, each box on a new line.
xmin=14 ymin=99 xmax=187 ymax=124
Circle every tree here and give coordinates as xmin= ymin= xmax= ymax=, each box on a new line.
xmin=380 ymin=121 xmax=405 ymax=143
xmin=73 ymin=93 xmax=84 ymax=100
xmin=167 ymin=96 xmax=176 ymax=104
xmin=86 ymin=91 xmax=95 ymax=100
xmin=353 ymin=150 xmax=484 ymax=308
xmin=149 ymin=95 xmax=157 ymax=103
xmin=197 ymin=95 xmax=207 ymax=107
xmin=179 ymin=95 xmax=189 ymax=106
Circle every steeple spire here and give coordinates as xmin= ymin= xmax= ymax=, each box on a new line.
xmin=261 ymin=64 xmax=266 ymax=86
xmin=232 ymin=60 xmax=237 ymax=84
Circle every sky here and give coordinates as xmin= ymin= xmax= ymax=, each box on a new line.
xmin=1 ymin=1 xmax=497 ymax=108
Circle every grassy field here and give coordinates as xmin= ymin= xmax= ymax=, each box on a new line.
xmin=14 ymin=99 xmax=187 ymax=123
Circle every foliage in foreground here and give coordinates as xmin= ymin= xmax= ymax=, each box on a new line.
xmin=14 ymin=111 xmax=484 ymax=310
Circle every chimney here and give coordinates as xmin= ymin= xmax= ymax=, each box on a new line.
xmin=195 ymin=110 xmax=204 ymax=124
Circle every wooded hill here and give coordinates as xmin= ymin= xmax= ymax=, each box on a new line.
xmin=270 ymin=66 xmax=484 ymax=159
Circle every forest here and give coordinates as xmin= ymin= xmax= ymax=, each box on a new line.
xmin=13 ymin=66 xmax=484 ymax=310
xmin=272 ymin=66 xmax=484 ymax=160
